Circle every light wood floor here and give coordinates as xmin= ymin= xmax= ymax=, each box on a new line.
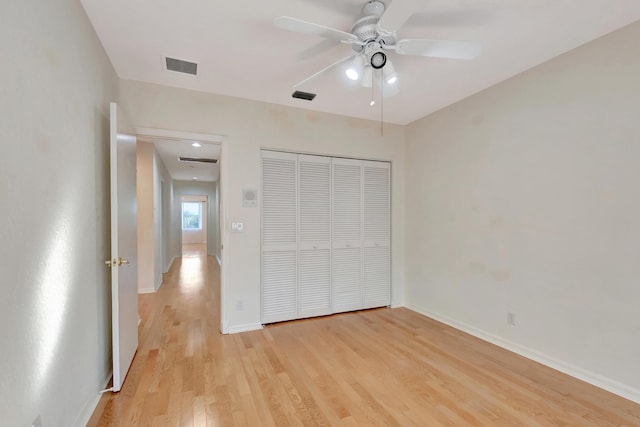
xmin=89 ymin=245 xmax=640 ymax=426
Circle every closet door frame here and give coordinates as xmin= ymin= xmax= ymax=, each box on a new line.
xmin=260 ymin=150 xmax=392 ymax=324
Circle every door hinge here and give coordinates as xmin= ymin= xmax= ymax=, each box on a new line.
xmin=106 ymin=257 xmax=130 ymax=267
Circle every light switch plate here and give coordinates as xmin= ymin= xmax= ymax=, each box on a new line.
xmin=232 ymin=222 xmax=244 ymax=233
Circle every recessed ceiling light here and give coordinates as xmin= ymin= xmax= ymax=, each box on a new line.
xmin=192 ymin=177 xmax=198 ymax=181
xmin=192 ymin=142 xmax=202 ymax=148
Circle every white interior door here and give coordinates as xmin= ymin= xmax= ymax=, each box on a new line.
xmin=109 ymin=102 xmax=138 ymax=392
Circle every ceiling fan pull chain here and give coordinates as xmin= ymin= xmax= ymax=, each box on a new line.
xmin=380 ymin=68 xmax=384 ymax=137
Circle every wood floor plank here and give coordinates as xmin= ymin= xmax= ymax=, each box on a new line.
xmin=88 ymin=244 xmax=640 ymax=426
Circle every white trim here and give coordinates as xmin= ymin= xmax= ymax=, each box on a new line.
xmin=136 ymin=127 xmax=226 ymax=143
xmin=228 ymin=323 xmax=263 ymax=334
xmin=165 ymin=256 xmax=177 ymax=273
xmin=220 ymin=138 xmax=230 ymax=334
xmin=139 ymin=275 xmax=163 ymax=294
xmin=72 ymin=370 xmax=112 ymax=427
xmin=406 ymin=304 xmax=640 ymax=405
xmin=216 ymin=255 xmax=221 ymax=265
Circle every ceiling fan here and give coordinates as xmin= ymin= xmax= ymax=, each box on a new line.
xmin=274 ymin=0 xmax=482 ymax=97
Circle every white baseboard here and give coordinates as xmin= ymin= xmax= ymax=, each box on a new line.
xmin=228 ymin=322 xmax=263 ymax=334
xmin=139 ymin=278 xmax=163 ymax=294
xmin=164 ymin=256 xmax=177 ymax=273
xmin=73 ymin=370 xmax=112 ymax=427
xmin=406 ymin=304 xmax=640 ymax=404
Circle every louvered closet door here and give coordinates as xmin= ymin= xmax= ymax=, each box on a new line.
xmin=332 ymin=158 xmax=363 ymax=313
xmin=261 ymin=151 xmax=298 ymax=324
xmin=298 ymin=154 xmax=332 ymax=318
xmin=363 ymin=161 xmax=391 ymax=308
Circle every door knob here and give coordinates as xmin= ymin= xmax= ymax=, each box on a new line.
xmin=117 ymin=257 xmax=130 ymax=266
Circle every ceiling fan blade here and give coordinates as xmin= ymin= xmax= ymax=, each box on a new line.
xmin=377 ymin=0 xmax=417 ymax=34
xmin=294 ymin=55 xmax=355 ymax=88
xmin=274 ymin=16 xmax=359 ymax=44
xmin=394 ymin=39 xmax=481 ymax=59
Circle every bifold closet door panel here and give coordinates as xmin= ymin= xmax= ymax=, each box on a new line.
xmin=363 ymin=161 xmax=391 ymax=308
xmin=261 ymin=151 xmax=298 ymax=324
xmin=298 ymin=154 xmax=332 ymax=318
xmin=332 ymin=158 xmax=363 ymax=313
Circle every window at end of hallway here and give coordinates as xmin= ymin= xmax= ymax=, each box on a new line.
xmin=182 ymin=202 xmax=202 ymax=230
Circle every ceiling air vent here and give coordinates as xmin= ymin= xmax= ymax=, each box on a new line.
xmin=178 ymin=156 xmax=217 ymax=164
xmin=292 ymin=91 xmax=316 ymax=101
xmin=165 ymin=57 xmax=198 ymax=76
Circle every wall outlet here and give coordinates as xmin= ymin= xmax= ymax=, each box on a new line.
xmin=231 ymin=222 xmax=244 ymax=233
xmin=236 ymin=300 xmax=244 ymax=311
xmin=507 ymin=312 xmax=516 ymax=326
xmin=32 ymin=416 xmax=42 ymax=427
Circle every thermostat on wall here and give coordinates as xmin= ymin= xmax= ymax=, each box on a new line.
xmin=243 ymin=188 xmax=257 ymax=207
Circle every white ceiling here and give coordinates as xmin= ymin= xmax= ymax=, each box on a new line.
xmin=81 ymin=0 xmax=640 ymax=125
xmin=143 ymin=137 xmax=220 ymax=182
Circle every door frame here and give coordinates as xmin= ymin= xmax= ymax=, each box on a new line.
xmin=136 ymin=127 xmax=229 ymax=334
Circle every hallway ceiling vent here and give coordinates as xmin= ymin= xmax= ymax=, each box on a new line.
xmin=165 ymin=57 xmax=198 ymax=76
xmin=178 ymin=156 xmax=217 ymax=164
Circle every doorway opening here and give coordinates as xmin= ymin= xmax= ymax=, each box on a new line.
xmin=181 ymin=195 xmax=208 ymax=255
xmin=135 ymin=127 xmax=228 ymax=333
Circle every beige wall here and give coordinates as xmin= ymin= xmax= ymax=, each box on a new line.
xmin=136 ymin=141 xmax=155 ymax=292
xmin=119 ymin=80 xmax=406 ymax=332
xmin=153 ymin=149 xmax=173 ymax=284
xmin=405 ymin=22 xmax=640 ymax=401
xmin=0 ymin=0 xmax=119 ymax=425
xmin=138 ymin=141 xmax=174 ymax=293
